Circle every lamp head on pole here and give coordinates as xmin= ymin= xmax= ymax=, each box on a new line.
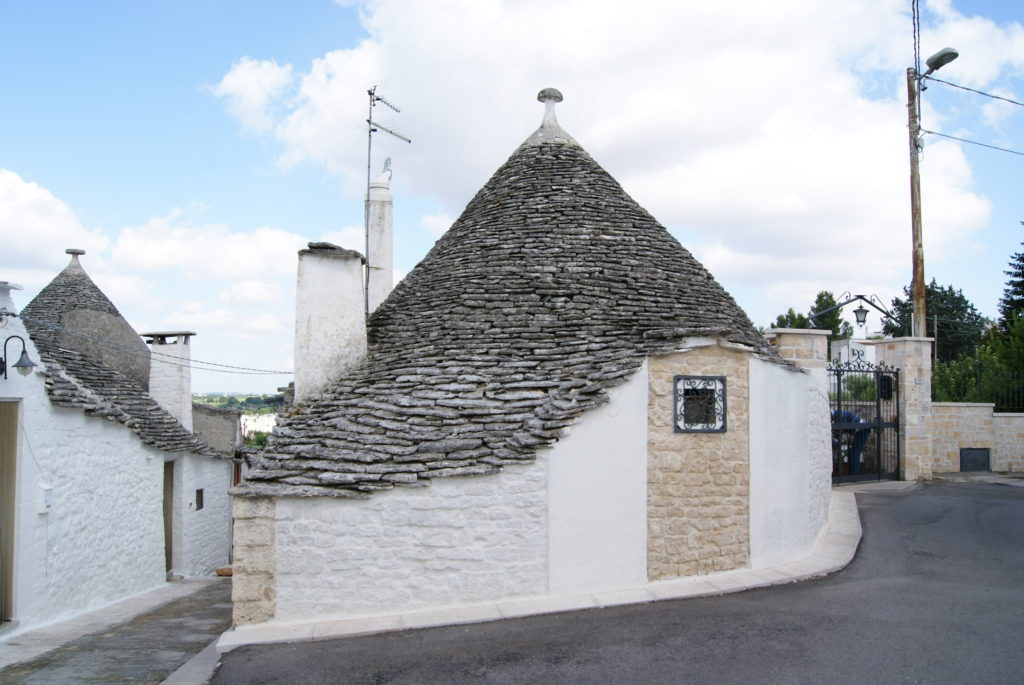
xmin=2 ymin=335 xmax=37 ymax=379
xmin=853 ymin=304 xmax=869 ymax=327
xmin=924 ymin=47 xmax=959 ymax=75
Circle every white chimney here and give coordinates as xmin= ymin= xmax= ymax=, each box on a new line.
xmin=366 ymin=159 xmax=394 ymax=312
xmin=293 ymin=243 xmax=367 ymax=404
xmin=141 ymin=331 xmax=196 ymax=431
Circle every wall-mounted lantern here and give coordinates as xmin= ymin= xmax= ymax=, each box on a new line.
xmin=2 ymin=335 xmax=37 ymax=379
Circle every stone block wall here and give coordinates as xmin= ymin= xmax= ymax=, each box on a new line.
xmin=647 ymin=341 xmax=750 ymax=580
xmin=993 ymin=415 xmax=1024 ymax=472
xmin=930 ymin=403 xmax=995 ymax=472
xmin=232 ymin=497 xmax=276 ymax=625
xmin=767 ymin=328 xmax=830 ymax=371
xmin=931 ymin=403 xmax=1024 ymax=473
xmin=875 ymin=338 xmax=933 ymax=480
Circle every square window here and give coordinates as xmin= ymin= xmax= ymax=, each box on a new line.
xmin=674 ymin=376 xmax=726 ymax=433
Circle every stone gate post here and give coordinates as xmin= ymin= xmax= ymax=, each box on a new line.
xmin=873 ymin=337 xmax=934 ymax=481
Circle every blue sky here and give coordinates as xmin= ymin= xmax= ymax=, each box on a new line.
xmin=2 ymin=1 xmax=1022 ymax=393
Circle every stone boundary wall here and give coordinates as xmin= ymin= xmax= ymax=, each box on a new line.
xmin=931 ymin=403 xmax=1024 ymax=473
xmin=647 ymin=341 xmax=750 ymax=580
xmin=232 ymin=497 xmax=276 ymax=625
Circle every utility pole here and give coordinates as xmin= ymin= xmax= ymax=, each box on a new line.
xmin=907 ymin=67 xmax=927 ymax=338
xmin=906 ymin=47 xmax=958 ymax=339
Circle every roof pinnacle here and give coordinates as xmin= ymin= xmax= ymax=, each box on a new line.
xmin=522 ymin=88 xmax=577 ymax=148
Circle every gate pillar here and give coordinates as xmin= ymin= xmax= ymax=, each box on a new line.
xmin=873 ymin=337 xmax=934 ymax=481
xmin=767 ymin=328 xmax=829 ymax=373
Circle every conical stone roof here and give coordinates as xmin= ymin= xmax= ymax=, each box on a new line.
xmin=241 ymin=89 xmax=776 ymax=498
xmin=22 ymin=251 xmax=209 ymax=454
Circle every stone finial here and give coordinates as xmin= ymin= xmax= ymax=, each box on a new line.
xmin=538 ymin=88 xmax=563 ymax=128
xmin=66 ymin=248 xmax=85 ymax=263
xmin=537 ymin=88 xmax=563 ymax=103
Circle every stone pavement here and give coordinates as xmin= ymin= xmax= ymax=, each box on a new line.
xmin=0 ymin=577 xmax=231 ymax=684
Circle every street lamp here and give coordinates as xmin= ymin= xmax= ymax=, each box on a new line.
xmin=907 ymin=47 xmax=958 ymax=338
xmin=1 ymin=335 xmax=37 ymax=379
xmin=852 ymin=304 xmax=869 ymax=327
xmin=807 ymin=293 xmax=897 ymax=331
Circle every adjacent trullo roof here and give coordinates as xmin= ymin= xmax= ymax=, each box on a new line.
xmin=240 ymin=88 xmax=776 ymax=499
xmin=22 ymin=251 xmax=210 ymax=454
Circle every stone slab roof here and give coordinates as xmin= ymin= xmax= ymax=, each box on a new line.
xmin=22 ymin=254 xmax=211 ymax=455
xmin=241 ymin=90 xmax=777 ymax=498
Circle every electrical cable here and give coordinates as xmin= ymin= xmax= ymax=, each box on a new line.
xmin=4 ymin=310 xmax=293 ymax=375
xmin=923 ymin=75 xmax=1024 ymax=108
xmin=920 ymin=129 xmax=1024 ymax=157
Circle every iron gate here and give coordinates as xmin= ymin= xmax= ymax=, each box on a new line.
xmin=829 ymin=352 xmax=900 ymax=483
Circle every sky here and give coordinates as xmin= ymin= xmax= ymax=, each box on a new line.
xmin=1 ymin=0 xmax=1022 ymax=393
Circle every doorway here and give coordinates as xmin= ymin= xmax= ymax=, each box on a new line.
xmin=163 ymin=461 xmax=174 ymax=574
xmin=1 ymin=402 xmax=17 ymax=623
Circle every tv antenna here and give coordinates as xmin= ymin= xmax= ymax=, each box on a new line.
xmin=365 ymin=85 xmax=411 ymax=313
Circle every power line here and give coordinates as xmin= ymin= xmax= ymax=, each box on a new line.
xmin=923 ymin=75 xmax=1024 ymax=108
xmin=911 ymin=0 xmax=921 ymax=77
xmin=5 ymin=311 xmax=293 ymax=375
xmin=921 ymin=128 xmax=1024 ymax=158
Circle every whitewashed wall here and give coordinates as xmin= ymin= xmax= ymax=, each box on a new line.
xmin=748 ymin=357 xmax=831 ymax=568
xmin=274 ymin=462 xmax=549 ymax=621
xmin=173 ymin=453 xmax=232 ymax=577
xmin=1 ymin=291 xmax=230 ymax=635
xmin=270 ymin=366 xmax=651 ymax=622
xmin=1 ymin=336 xmax=167 ymax=631
xmin=547 ymin=361 xmax=648 ymax=593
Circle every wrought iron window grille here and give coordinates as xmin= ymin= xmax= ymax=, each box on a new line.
xmin=674 ymin=375 xmax=727 ymax=433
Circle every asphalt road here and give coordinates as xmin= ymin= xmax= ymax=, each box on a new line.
xmin=211 ymin=481 xmax=1024 ymax=684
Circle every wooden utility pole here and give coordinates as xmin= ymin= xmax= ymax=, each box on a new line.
xmin=907 ymin=67 xmax=927 ymax=338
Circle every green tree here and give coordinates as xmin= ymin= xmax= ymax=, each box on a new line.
xmin=773 ymin=308 xmax=808 ymax=329
xmin=882 ymin=279 xmax=986 ymax=362
xmin=808 ymin=291 xmax=853 ymax=340
xmin=987 ymin=315 xmax=1024 ymax=373
xmin=999 ymin=224 xmax=1024 ymax=329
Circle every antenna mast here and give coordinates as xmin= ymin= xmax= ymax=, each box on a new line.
xmin=365 ymin=86 xmax=411 ymax=313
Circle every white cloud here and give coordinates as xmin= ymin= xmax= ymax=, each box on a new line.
xmin=212 ymin=0 xmax=1020 ymax=327
xmin=212 ymin=57 xmax=295 ymax=133
xmin=980 ymin=88 xmax=1019 ymax=129
xmin=219 ymin=279 xmax=283 ymax=304
xmin=110 ymin=207 xmax=308 ymax=280
xmin=160 ymin=300 xmax=287 ymax=337
xmin=0 ymin=170 xmax=110 ymax=280
xmin=319 ymin=225 xmax=364 ymax=252
xmin=420 ymin=212 xmax=452 ymax=238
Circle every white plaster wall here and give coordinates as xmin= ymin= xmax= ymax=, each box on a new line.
xmin=146 ymin=337 xmax=192 ymax=431
xmin=4 ymin=358 xmax=167 ymax=631
xmin=748 ymin=358 xmax=829 ymax=569
xmin=367 ymin=177 xmax=393 ymax=312
xmin=547 ymin=362 xmax=648 ymax=593
xmin=173 ymin=453 xmax=232 ymax=577
xmin=273 ymin=461 xmax=548 ymax=622
xmin=293 ymin=252 xmax=366 ymax=404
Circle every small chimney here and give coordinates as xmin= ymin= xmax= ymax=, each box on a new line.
xmin=141 ymin=331 xmax=196 ymax=431
xmin=293 ymin=242 xmax=367 ymax=404
xmin=367 ymin=159 xmax=394 ymax=312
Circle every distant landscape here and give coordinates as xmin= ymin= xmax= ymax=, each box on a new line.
xmin=192 ymin=393 xmax=284 ymax=415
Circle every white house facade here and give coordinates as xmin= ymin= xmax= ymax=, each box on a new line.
xmin=0 ymin=253 xmax=232 ymax=636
